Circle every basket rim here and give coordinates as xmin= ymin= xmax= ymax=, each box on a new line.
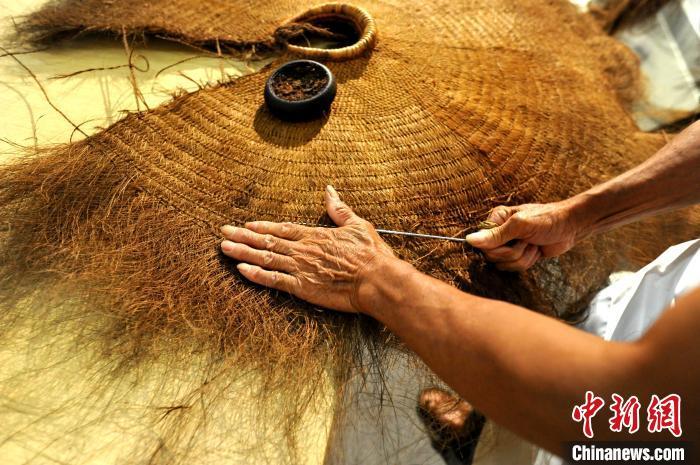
xmin=283 ymin=3 xmax=377 ymax=61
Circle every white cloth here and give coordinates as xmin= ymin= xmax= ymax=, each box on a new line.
xmin=580 ymin=238 xmax=700 ymax=342
xmin=617 ymin=0 xmax=700 ymax=131
xmin=534 ymin=239 xmax=700 ymax=465
xmin=572 ymin=0 xmax=700 ymax=130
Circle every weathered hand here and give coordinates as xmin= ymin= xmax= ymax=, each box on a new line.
xmin=465 ymin=201 xmax=584 ymax=272
xmin=220 ymin=185 xmax=397 ymax=313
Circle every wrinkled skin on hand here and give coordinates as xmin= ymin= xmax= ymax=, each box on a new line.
xmin=221 ymin=185 xmax=396 ymax=313
xmin=465 ymin=201 xmax=583 ymax=272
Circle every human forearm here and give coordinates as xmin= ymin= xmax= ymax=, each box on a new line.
xmin=359 ymin=258 xmax=647 ymax=454
xmin=568 ymin=121 xmax=700 ymax=238
xmin=223 ymin=187 xmax=696 ymax=449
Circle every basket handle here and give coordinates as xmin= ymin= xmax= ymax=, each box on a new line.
xmin=280 ymin=3 xmax=377 ymax=61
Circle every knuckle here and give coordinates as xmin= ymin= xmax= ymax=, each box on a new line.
xmin=510 ymin=212 xmax=525 ymax=224
xmin=294 ymin=243 xmax=312 ymax=257
xmin=243 ymin=229 xmax=256 ymax=242
xmin=291 ymin=277 xmax=300 ymax=292
xmin=263 ymin=251 xmax=274 ymax=265
xmin=513 ymin=243 xmax=528 ymax=257
xmin=519 ymin=250 xmax=537 ymax=269
xmin=264 ymin=234 xmax=276 ymax=250
xmin=489 ymin=206 xmax=509 ymax=222
xmin=269 ymin=272 xmax=279 ymax=284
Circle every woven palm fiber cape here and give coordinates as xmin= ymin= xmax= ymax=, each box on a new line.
xmin=4 ymin=0 xmax=700 ymax=460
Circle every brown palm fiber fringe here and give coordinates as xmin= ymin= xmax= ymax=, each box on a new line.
xmin=3 ymin=0 xmax=700 ymax=462
xmin=18 ymin=0 xmax=373 ymax=57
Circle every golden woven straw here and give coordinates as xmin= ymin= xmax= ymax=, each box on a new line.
xmin=8 ymin=0 xmax=700 ymax=364
xmin=21 ymin=0 xmax=382 ymax=57
xmin=3 ymin=1 xmax=700 ymax=460
xmin=284 ymin=4 xmax=377 ymax=60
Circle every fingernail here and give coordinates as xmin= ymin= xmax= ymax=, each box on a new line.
xmin=326 ymin=184 xmax=339 ymax=200
xmin=237 ymin=263 xmax=250 ymax=272
xmin=465 ymin=229 xmax=488 ymax=245
xmin=221 ymin=240 xmax=235 ymax=252
xmin=221 ymin=225 xmax=237 ymax=236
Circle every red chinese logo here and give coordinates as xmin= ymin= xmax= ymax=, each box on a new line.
xmin=609 ymin=394 xmax=641 ymax=434
xmin=647 ymin=394 xmax=682 ymax=437
xmin=572 ymin=392 xmax=682 ymax=438
xmin=572 ymin=391 xmax=606 ymax=438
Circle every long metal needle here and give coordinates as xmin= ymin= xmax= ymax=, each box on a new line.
xmin=296 ymin=222 xmax=469 ymax=243
xmin=375 ymin=229 xmax=468 ymax=243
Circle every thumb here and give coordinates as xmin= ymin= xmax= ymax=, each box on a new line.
xmin=325 ymin=185 xmax=363 ymax=226
xmin=466 ymin=219 xmax=518 ymax=250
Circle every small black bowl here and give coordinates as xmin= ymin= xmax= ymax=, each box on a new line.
xmin=264 ymin=60 xmax=337 ymax=121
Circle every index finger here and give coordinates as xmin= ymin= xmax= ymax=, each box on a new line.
xmin=485 ymin=206 xmax=514 ymax=225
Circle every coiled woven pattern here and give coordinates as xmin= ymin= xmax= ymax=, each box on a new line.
xmin=283 ymin=3 xmax=377 ymax=61
xmin=11 ymin=0 xmax=700 ymax=353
